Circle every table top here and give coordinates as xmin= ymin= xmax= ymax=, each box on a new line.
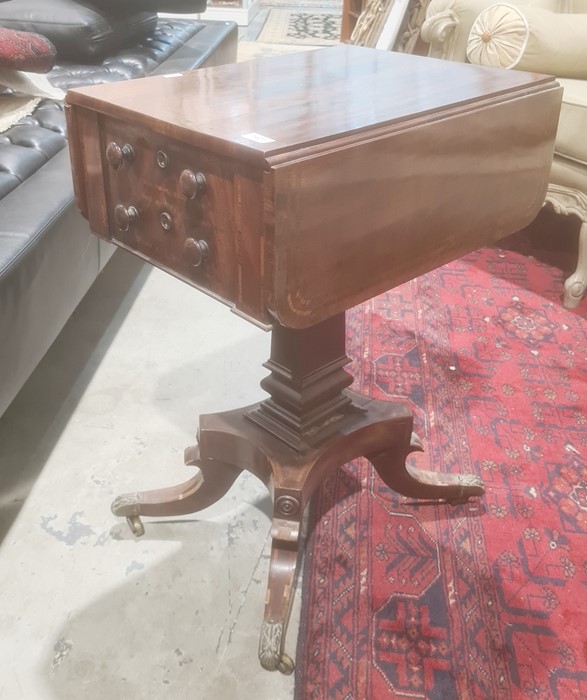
xmin=66 ymin=45 xmax=560 ymax=328
xmin=67 ymin=44 xmax=553 ymax=166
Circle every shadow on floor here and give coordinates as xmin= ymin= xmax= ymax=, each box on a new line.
xmin=0 ymin=250 xmax=150 ymax=543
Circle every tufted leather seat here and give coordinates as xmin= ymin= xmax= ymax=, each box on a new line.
xmin=0 ymin=103 xmax=66 ymax=198
xmin=0 ymin=14 xmax=238 ymax=418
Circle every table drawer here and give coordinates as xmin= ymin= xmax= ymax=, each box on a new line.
xmin=101 ymin=117 xmax=237 ymax=303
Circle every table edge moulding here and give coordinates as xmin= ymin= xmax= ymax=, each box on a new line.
xmin=65 ymin=44 xmax=562 ymax=674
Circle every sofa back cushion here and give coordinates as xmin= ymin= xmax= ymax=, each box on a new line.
xmin=554 ymin=78 xmax=587 ymax=166
xmin=0 ymin=0 xmax=158 ymax=61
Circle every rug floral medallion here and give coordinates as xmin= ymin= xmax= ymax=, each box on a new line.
xmin=296 ymin=242 xmax=587 ymax=699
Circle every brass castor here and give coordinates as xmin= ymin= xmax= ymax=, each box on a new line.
xmin=277 ymin=654 xmax=295 ymax=675
xmin=126 ymin=514 xmax=145 ymax=537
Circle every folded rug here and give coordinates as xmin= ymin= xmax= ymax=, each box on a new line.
xmin=0 ymin=71 xmax=65 ymax=134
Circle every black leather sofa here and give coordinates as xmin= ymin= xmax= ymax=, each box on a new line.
xmin=0 ymin=0 xmax=238 ymax=418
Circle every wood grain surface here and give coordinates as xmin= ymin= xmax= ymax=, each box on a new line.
xmin=66 ymin=44 xmax=562 ymax=328
xmin=67 ymin=45 xmax=555 ymax=164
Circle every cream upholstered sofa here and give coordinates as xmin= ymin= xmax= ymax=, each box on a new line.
xmin=421 ymin=0 xmax=587 ymax=307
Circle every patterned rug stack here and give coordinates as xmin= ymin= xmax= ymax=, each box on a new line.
xmin=295 ymin=236 xmax=587 ymax=699
xmin=257 ymin=7 xmax=341 ymax=45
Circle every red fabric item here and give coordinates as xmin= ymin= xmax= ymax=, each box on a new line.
xmin=0 ymin=26 xmax=56 ymax=73
xmin=296 ymin=239 xmax=587 ymax=699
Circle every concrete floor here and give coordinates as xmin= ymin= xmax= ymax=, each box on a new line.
xmin=0 ymin=251 xmax=301 ymax=699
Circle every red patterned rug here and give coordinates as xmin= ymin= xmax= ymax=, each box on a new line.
xmin=295 ymin=237 xmax=587 ymax=699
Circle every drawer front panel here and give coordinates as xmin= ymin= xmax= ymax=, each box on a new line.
xmin=101 ymin=117 xmax=237 ymax=304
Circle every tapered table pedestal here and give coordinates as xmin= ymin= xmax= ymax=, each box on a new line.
xmin=111 ymin=313 xmax=483 ymax=672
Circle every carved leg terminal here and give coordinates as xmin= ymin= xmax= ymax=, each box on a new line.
xmin=111 ymin=312 xmax=484 ymax=673
xmin=367 ymin=433 xmax=484 ymax=505
xmin=564 ymin=219 xmax=587 ymax=308
xmin=111 ymin=445 xmax=242 ymax=536
xmin=259 ymin=507 xmax=301 ymax=674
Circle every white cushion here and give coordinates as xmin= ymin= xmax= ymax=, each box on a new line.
xmin=467 ymin=3 xmax=587 ymax=78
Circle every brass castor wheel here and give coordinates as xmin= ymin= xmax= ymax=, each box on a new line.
xmin=126 ymin=515 xmax=145 ymax=537
xmin=277 ymin=654 xmax=295 ymax=675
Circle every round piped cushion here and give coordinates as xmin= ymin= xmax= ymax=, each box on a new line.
xmin=467 ymin=3 xmax=587 ymax=79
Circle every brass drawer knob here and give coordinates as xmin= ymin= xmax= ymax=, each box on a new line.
xmin=106 ymin=142 xmax=134 ymax=169
xmin=184 ymin=237 xmax=209 ymax=267
xmin=179 ymin=169 xmax=207 ymax=199
xmin=114 ymin=204 xmax=138 ymax=232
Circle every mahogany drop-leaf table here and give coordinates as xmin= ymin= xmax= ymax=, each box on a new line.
xmin=65 ymin=45 xmax=561 ymax=673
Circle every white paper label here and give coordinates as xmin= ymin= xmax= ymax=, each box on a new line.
xmin=241 ymin=132 xmax=275 ymax=144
